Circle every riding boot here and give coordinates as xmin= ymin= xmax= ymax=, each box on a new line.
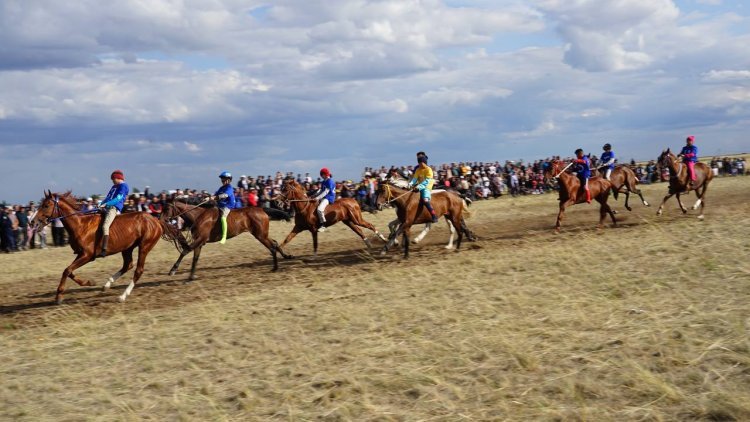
xmin=98 ymin=235 xmax=109 ymax=257
xmin=220 ymin=217 xmax=228 ymax=244
xmin=424 ymin=201 xmax=439 ymax=223
xmin=317 ymin=209 xmax=327 ymax=232
xmin=585 ymin=188 xmax=591 ymax=204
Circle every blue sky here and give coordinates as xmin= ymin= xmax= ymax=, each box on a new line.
xmin=0 ymin=0 xmax=748 ymax=202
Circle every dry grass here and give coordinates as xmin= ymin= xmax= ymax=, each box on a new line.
xmin=1 ymin=177 xmax=749 ymax=421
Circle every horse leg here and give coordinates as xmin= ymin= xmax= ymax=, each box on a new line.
xmin=168 ymin=248 xmax=191 ymax=276
xmin=675 ymin=192 xmax=688 ymax=214
xmin=695 ymin=184 xmax=707 ymax=220
xmin=555 ymin=200 xmax=574 ymax=232
xmin=311 ymin=230 xmax=319 ymax=258
xmin=596 ymin=195 xmax=616 ymax=228
xmin=186 ymin=245 xmax=203 ymax=283
xmin=279 ymin=225 xmax=303 ymax=250
xmin=104 ymin=247 xmax=134 ymax=291
xmin=656 ymin=192 xmax=675 ymax=216
xmin=444 ymin=218 xmax=455 ymax=249
xmin=353 ymin=216 xmax=388 ymax=242
xmin=343 ymin=220 xmax=371 ymax=250
xmin=118 ymin=239 xmax=156 ymax=302
xmin=413 ymin=222 xmax=431 ymax=244
xmin=402 ymin=224 xmax=412 ymax=259
xmin=623 ymin=189 xmax=632 ymax=211
xmin=382 ymin=225 xmax=403 ymax=255
xmin=254 ymin=235 xmax=279 ymax=271
xmin=55 ymin=254 xmax=93 ymax=304
xmin=450 ymin=215 xmax=463 ymax=250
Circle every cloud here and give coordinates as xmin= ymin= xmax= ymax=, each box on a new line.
xmin=183 ymin=141 xmax=201 ymax=152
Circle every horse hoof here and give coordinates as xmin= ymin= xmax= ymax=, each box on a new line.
xmin=380 ymin=250 xmax=387 ymax=256
xmin=118 ymin=295 xmax=127 ymax=303
xmin=644 ymin=202 xmax=650 ymax=207
xmin=55 ymin=298 xmax=63 ymax=305
xmin=444 ymin=246 xmax=454 ymax=250
xmin=697 ymin=215 xmax=704 ymax=220
xmin=168 ymin=270 xmax=177 ymax=276
xmin=103 ymin=283 xmax=111 ymax=292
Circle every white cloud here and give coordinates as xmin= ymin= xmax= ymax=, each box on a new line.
xmin=183 ymin=141 xmax=201 ymax=152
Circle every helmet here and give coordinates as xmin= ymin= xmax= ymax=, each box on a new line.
xmin=603 ymin=143 xmax=611 ymax=150
xmin=417 ymin=155 xmax=428 ymax=164
xmin=219 ymin=171 xmax=232 ymax=179
xmin=111 ymin=170 xmax=125 ymax=180
xmin=320 ymin=167 xmax=331 ymax=177
xmin=574 ymin=148 xmax=583 ymax=155
xmin=687 ymin=135 xmax=695 ymax=142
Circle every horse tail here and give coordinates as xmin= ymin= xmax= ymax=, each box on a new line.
xmin=264 ymin=208 xmax=291 ymax=222
xmin=158 ymin=218 xmax=190 ymax=253
xmin=461 ymin=198 xmax=472 ymax=218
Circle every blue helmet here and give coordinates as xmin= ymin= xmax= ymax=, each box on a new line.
xmin=219 ymin=171 xmax=232 ymax=179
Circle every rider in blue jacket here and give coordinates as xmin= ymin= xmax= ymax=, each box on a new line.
xmin=98 ymin=169 xmax=129 ymax=257
xmin=678 ymin=136 xmax=698 ymax=188
xmin=599 ymin=143 xmax=616 ymax=180
xmin=313 ymin=168 xmax=336 ymax=232
xmin=573 ymin=149 xmax=591 ymax=203
xmin=213 ymin=171 xmax=236 ymax=244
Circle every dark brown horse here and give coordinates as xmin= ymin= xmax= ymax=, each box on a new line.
xmin=276 ymin=179 xmax=387 ymax=257
xmin=543 ymin=160 xmax=617 ymax=232
xmin=375 ymin=181 xmax=470 ymax=258
xmin=656 ymin=149 xmax=713 ymax=220
xmin=160 ymin=199 xmax=292 ymax=280
xmin=30 ymin=191 xmax=169 ymax=304
xmin=595 ymin=165 xmax=650 ymax=211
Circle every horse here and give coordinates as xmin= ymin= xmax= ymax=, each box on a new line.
xmin=377 ymin=176 xmax=476 ymax=251
xmin=594 ymin=165 xmax=650 ymax=211
xmin=160 ymin=199 xmax=293 ymax=281
xmin=276 ymin=179 xmax=387 ymax=257
xmin=543 ymin=160 xmax=617 ymax=232
xmin=30 ymin=191 xmax=171 ymax=304
xmin=375 ymin=180 xmax=471 ymax=258
xmin=656 ymin=149 xmax=713 ymax=220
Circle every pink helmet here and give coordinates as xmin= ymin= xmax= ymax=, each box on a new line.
xmin=687 ymin=135 xmax=695 ymax=142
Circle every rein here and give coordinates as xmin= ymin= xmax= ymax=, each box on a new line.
xmin=382 ymin=184 xmax=414 ymax=204
xmin=554 ymin=162 xmax=574 ymax=178
xmin=169 ymin=197 xmax=212 ymax=220
xmin=45 ymin=198 xmax=97 ymax=224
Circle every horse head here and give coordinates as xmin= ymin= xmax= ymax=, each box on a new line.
xmin=282 ymin=178 xmax=306 ymax=201
xmin=31 ymin=191 xmax=65 ymax=230
xmin=658 ymin=149 xmax=677 ymax=173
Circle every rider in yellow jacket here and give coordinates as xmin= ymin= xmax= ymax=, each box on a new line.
xmin=409 ymin=152 xmax=439 ymax=223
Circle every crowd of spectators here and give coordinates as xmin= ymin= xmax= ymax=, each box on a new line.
xmin=1 ymin=155 xmax=746 ymax=253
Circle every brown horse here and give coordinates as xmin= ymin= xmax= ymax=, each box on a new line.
xmin=375 ymin=181 xmax=470 ymax=258
xmin=276 ymin=179 xmax=387 ymax=257
xmin=160 ymin=199 xmax=292 ymax=281
xmin=595 ymin=165 xmax=650 ymax=211
xmin=30 ymin=191 xmax=169 ymax=304
xmin=656 ymin=149 xmax=713 ymax=220
xmin=543 ymin=160 xmax=617 ymax=232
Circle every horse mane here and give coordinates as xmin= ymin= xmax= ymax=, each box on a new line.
xmin=55 ymin=191 xmax=82 ymax=210
xmin=386 ymin=175 xmax=411 ymax=189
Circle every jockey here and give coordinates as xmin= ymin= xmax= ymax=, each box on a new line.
xmin=213 ymin=171 xmax=236 ymax=244
xmin=313 ymin=167 xmax=336 ymax=232
xmin=97 ymin=169 xmax=129 ymax=257
xmin=599 ymin=143 xmax=616 ymax=180
xmin=678 ymin=135 xmax=698 ymax=188
xmin=410 ymin=153 xmax=439 ymax=223
xmin=573 ymin=149 xmax=591 ymax=203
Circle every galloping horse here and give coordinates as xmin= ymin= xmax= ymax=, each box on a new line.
xmin=596 ymin=165 xmax=650 ymax=211
xmin=656 ymin=149 xmax=713 ymax=220
xmin=160 ymin=199 xmax=292 ymax=280
xmin=30 ymin=191 xmax=170 ymax=304
xmin=543 ymin=160 xmax=617 ymax=232
xmin=376 ymin=181 xmax=470 ymax=258
xmin=376 ymin=177 xmax=475 ymax=252
xmin=276 ymin=179 xmax=387 ymax=257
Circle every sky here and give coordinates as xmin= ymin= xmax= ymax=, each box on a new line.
xmin=1 ymin=0 xmax=749 ymax=202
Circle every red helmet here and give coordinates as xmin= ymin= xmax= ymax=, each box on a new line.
xmin=111 ymin=170 xmax=125 ymax=180
xmin=320 ymin=167 xmax=331 ymax=177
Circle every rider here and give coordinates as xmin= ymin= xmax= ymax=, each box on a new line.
xmin=678 ymin=135 xmax=698 ymax=188
xmin=312 ymin=167 xmax=336 ymax=232
xmin=213 ymin=171 xmax=236 ymax=244
xmin=410 ymin=152 xmax=439 ymax=223
xmin=599 ymin=143 xmax=616 ymax=180
xmin=98 ymin=169 xmax=129 ymax=257
xmin=573 ymin=149 xmax=591 ymax=203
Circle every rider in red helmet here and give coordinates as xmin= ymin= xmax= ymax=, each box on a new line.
xmin=312 ymin=167 xmax=336 ymax=232
xmin=97 ymin=170 xmax=129 ymax=257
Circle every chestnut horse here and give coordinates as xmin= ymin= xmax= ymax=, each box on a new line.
xmin=160 ymin=199 xmax=292 ymax=281
xmin=376 ymin=177 xmax=475 ymax=253
xmin=30 ymin=191 xmax=171 ymax=304
xmin=276 ymin=179 xmax=387 ymax=257
xmin=543 ymin=160 xmax=617 ymax=232
xmin=656 ymin=149 xmax=713 ymax=220
xmin=375 ymin=181 xmax=470 ymax=258
xmin=595 ymin=165 xmax=650 ymax=211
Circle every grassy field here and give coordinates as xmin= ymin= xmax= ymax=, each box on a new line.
xmin=1 ymin=176 xmax=749 ymax=421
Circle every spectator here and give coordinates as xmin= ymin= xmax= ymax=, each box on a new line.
xmin=15 ymin=205 xmax=29 ymax=250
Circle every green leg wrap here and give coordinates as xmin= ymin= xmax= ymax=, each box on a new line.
xmin=220 ymin=217 xmax=228 ymax=244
